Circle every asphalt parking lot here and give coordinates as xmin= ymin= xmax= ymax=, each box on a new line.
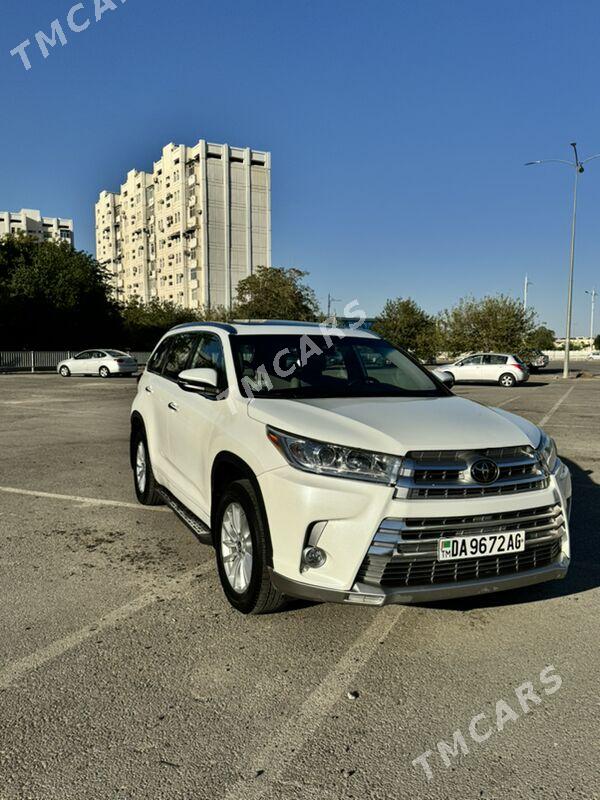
xmin=1 ymin=366 xmax=599 ymax=800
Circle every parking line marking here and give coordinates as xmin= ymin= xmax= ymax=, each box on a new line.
xmin=538 ymin=385 xmax=576 ymax=427
xmin=0 ymin=486 xmax=169 ymax=512
xmin=0 ymin=563 xmax=213 ymax=692
xmin=222 ymin=605 xmax=405 ymax=800
xmin=494 ymin=395 xmax=518 ymax=407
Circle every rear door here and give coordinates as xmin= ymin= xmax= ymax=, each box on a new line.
xmin=157 ymin=333 xmax=198 ymax=486
xmin=141 ymin=336 xmax=175 ymax=477
xmin=481 ymin=354 xmax=507 ymax=381
xmin=166 ymin=332 xmax=229 ymax=517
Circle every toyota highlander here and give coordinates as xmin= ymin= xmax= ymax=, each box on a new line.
xmin=130 ymin=322 xmax=571 ymax=614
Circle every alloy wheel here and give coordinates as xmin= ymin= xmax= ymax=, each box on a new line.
xmin=221 ymin=501 xmax=253 ymax=593
xmin=135 ymin=440 xmax=147 ymax=493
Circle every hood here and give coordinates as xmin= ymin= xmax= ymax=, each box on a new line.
xmin=247 ymin=395 xmax=541 ymax=454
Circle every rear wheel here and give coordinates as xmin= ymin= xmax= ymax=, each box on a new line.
xmin=99 ymin=365 xmax=110 ymax=378
xmin=499 ymin=372 xmax=516 ymax=388
xmin=59 ymin=365 xmax=70 ymax=377
xmin=214 ymin=479 xmax=285 ymax=614
xmin=132 ymin=430 xmax=163 ymax=505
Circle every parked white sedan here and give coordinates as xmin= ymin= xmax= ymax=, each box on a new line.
xmin=434 ymin=353 xmax=529 ymax=387
xmin=57 ymin=350 xmax=138 ymax=378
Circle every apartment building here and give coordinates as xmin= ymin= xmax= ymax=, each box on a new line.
xmin=95 ymin=140 xmax=271 ymax=309
xmin=0 ymin=208 xmax=74 ymax=245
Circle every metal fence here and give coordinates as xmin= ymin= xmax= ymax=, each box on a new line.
xmin=0 ymin=351 xmax=151 ymax=373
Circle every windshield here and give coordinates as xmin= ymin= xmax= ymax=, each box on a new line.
xmin=230 ymin=334 xmax=445 ymax=398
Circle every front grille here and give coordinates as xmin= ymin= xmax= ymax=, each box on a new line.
xmin=395 ymin=446 xmax=548 ymax=500
xmin=379 ymin=541 xmax=561 ymax=587
xmin=356 ymin=504 xmax=565 ymax=588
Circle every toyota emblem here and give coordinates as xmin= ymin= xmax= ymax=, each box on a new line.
xmin=470 ymin=458 xmax=500 ymax=484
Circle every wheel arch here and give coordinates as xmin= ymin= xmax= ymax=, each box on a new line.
xmin=130 ymin=412 xmax=146 ymax=469
xmin=211 ymin=451 xmax=273 ymax=566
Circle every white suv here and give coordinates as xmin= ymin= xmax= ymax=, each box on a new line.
xmin=130 ymin=322 xmax=571 ymax=614
xmin=435 ymin=353 xmax=529 ymax=387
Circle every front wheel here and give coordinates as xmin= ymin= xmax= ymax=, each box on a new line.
xmin=99 ymin=366 xmax=110 ymax=378
xmin=59 ymin=365 xmax=70 ymax=377
xmin=214 ymin=479 xmax=285 ymax=614
xmin=499 ymin=372 xmax=516 ymax=388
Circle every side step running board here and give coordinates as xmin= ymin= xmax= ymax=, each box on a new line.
xmin=157 ymin=486 xmax=213 ymax=546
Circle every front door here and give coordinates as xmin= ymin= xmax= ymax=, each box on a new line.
xmin=454 ymin=355 xmax=483 ymax=381
xmin=72 ymin=350 xmax=95 ymax=374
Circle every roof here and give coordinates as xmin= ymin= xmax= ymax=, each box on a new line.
xmin=168 ymin=320 xmax=379 ymax=338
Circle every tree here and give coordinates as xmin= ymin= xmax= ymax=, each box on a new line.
xmin=372 ymin=297 xmax=439 ymax=362
xmin=594 ymin=334 xmax=600 ymax=350
xmin=439 ymin=294 xmax=536 ymax=357
xmin=119 ymin=297 xmax=201 ymax=350
xmin=525 ymin=325 xmax=556 ymax=351
xmin=0 ymin=234 xmax=120 ymax=348
xmin=233 ymin=266 xmax=319 ymax=321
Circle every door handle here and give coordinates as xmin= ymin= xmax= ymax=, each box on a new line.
xmin=145 ymin=385 xmax=153 ymax=393
xmin=168 ymin=401 xmax=179 ymax=411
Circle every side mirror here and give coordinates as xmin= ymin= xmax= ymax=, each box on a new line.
xmin=438 ymin=371 xmax=455 ymax=389
xmin=177 ymin=367 xmax=219 ymax=394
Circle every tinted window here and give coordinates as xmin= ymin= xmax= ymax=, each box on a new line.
xmin=230 ymin=335 xmax=443 ymax=398
xmin=75 ymin=351 xmax=93 ymax=360
xmin=163 ymin=333 xmax=197 ymax=380
xmin=147 ymin=339 xmax=172 ymax=374
xmin=459 ymin=355 xmax=482 ymax=366
xmin=189 ymin=334 xmax=227 ymax=390
xmin=483 ymin=355 xmax=507 ymax=365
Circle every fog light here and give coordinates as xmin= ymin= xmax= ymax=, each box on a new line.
xmin=302 ymin=546 xmax=327 ymax=568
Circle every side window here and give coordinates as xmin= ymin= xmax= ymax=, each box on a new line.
xmin=93 ymin=351 xmax=105 ymax=359
xmin=461 ymin=355 xmax=482 ymax=366
xmin=489 ymin=355 xmax=508 ymax=365
xmin=75 ymin=351 xmax=92 ymax=360
xmin=163 ymin=333 xmax=197 ymax=380
xmin=189 ymin=334 xmax=228 ymax=389
xmin=147 ymin=338 xmax=172 ymax=375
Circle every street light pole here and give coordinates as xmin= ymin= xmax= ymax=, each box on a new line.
xmin=523 ymin=274 xmax=532 ymax=309
xmin=525 ymin=142 xmax=600 ymax=379
xmin=564 ymin=156 xmax=580 ymax=379
xmin=585 ymin=288 xmax=597 ymax=352
xmin=327 ymin=293 xmax=340 ymax=319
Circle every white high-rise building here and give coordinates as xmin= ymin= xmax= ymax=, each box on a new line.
xmin=95 ymin=140 xmax=271 ymax=309
xmin=0 ymin=209 xmax=74 ymax=245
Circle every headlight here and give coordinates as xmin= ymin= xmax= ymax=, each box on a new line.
xmin=537 ymin=430 xmax=558 ymax=472
xmin=266 ymin=426 xmax=403 ymax=485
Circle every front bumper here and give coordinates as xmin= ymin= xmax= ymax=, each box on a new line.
xmin=259 ymin=458 xmax=571 ymax=605
xmin=270 ymin=556 xmax=569 ymax=606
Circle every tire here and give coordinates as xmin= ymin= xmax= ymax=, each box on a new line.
xmin=59 ymin=366 xmax=71 ymax=377
xmin=99 ymin=366 xmax=110 ymax=379
xmin=132 ymin=429 xmax=163 ymax=506
xmin=214 ymin=479 xmax=285 ymax=614
xmin=499 ymin=372 xmax=516 ymax=388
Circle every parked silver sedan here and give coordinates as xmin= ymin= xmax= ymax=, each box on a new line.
xmin=57 ymin=349 xmax=138 ymax=378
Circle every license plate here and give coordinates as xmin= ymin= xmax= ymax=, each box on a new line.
xmin=437 ymin=531 xmax=526 ymax=561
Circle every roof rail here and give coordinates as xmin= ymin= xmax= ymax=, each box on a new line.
xmin=235 ymin=319 xmax=325 ymax=327
xmin=169 ymin=321 xmax=238 ymax=334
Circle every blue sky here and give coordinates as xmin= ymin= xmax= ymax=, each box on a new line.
xmin=2 ymin=0 xmax=600 ymax=334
